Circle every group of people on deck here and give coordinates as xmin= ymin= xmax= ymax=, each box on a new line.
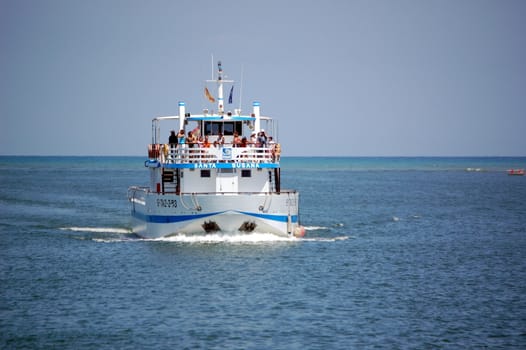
xmin=169 ymin=129 xmax=274 ymax=149
xmin=167 ymin=129 xmax=280 ymax=161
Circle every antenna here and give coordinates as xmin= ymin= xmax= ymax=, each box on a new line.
xmin=239 ymin=64 xmax=244 ymax=112
xmin=211 ymin=54 xmax=214 ymax=80
xmin=205 ymin=60 xmax=233 ymax=113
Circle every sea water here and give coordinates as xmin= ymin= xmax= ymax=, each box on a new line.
xmin=1 ymin=156 xmax=525 ymax=349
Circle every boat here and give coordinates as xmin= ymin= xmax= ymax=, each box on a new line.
xmin=128 ymin=61 xmax=304 ymax=239
xmin=507 ymin=169 xmax=524 ymax=176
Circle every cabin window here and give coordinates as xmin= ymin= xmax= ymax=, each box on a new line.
xmin=223 ymin=122 xmax=242 ymax=136
xmin=204 ymin=121 xmax=242 ymax=136
xmin=201 ymin=170 xmax=211 ymax=178
xmin=204 ymin=122 xmax=222 ymax=135
xmin=241 ymin=170 xmax=251 ymax=178
xmin=219 ymin=168 xmax=234 ymax=174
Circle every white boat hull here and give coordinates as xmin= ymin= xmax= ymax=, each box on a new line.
xmin=129 ymin=190 xmax=300 ymax=239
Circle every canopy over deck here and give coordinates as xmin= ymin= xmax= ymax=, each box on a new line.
xmin=153 ymin=115 xmax=272 ymax=122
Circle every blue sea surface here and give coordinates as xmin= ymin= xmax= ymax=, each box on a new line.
xmin=1 ymin=156 xmax=526 ymax=349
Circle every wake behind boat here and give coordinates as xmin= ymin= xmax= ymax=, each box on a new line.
xmin=128 ymin=62 xmax=304 ymax=239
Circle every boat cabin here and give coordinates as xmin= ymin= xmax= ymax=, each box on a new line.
xmin=145 ymin=103 xmax=282 ymax=196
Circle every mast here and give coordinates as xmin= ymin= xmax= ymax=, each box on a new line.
xmin=207 ymin=61 xmax=233 ymax=115
xmin=217 ymin=61 xmax=224 ymax=113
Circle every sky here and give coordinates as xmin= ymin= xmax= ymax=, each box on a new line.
xmin=1 ymin=0 xmax=525 ymax=157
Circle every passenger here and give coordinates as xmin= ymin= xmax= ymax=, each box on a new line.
xmin=168 ymin=130 xmax=177 ymax=162
xmin=202 ymin=136 xmax=211 ymax=148
xmin=240 ymin=137 xmax=248 ymax=148
xmin=203 ymin=136 xmax=211 ymax=160
xmin=177 ymin=129 xmax=186 ymax=145
xmin=169 ymin=130 xmax=177 ymax=144
xmin=257 ymin=130 xmax=267 ymax=148
xmin=176 ymin=129 xmax=186 ymax=162
xmin=273 ymin=143 xmax=281 ymax=161
xmin=250 ymin=132 xmax=257 ymax=147
xmin=216 ymin=132 xmax=225 ymax=146
xmin=187 ymin=131 xmax=197 ymax=147
xmin=233 ymin=131 xmax=242 ymax=147
xmin=268 ymin=136 xmax=275 ymax=160
xmin=187 ymin=131 xmax=197 ymax=161
xmin=269 ymin=137 xmax=279 ymax=161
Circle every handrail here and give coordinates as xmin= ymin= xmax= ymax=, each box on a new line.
xmin=127 ymin=186 xmax=148 ymax=205
xmin=128 ymin=186 xmax=149 ymax=195
xmin=179 ymin=191 xmax=297 ymax=195
xmin=149 ymin=143 xmax=280 ymax=164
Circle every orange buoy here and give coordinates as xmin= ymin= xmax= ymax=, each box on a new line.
xmin=293 ymin=226 xmax=306 ymax=238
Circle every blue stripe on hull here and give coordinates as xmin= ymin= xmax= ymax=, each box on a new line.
xmin=131 ymin=210 xmax=297 ymax=224
xmin=238 ymin=211 xmax=298 ymax=223
xmin=132 ymin=211 xmax=222 ymax=223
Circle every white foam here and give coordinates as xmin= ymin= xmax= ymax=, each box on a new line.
xmin=61 ymin=227 xmax=131 ymax=234
xmin=151 ymin=232 xmax=298 ymax=244
xmin=152 ymin=233 xmax=352 ymax=244
xmin=92 ymin=238 xmax=133 ymax=243
xmin=91 ymin=233 xmax=351 ymax=244
xmin=304 ymin=223 xmax=344 ymax=230
xmin=301 ymin=236 xmax=350 ymax=242
xmin=304 ymin=226 xmax=329 ymax=230
xmin=88 ymin=231 xmax=351 ymax=244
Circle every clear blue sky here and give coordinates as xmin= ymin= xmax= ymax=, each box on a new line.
xmin=1 ymin=0 xmax=525 ymax=156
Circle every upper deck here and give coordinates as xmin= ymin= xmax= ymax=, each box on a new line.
xmin=147 ymin=106 xmax=280 ymax=169
xmin=145 ymin=62 xmax=281 ymax=170
xmin=147 ymin=143 xmax=280 ymax=169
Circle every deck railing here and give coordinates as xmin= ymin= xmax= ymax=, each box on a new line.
xmin=148 ymin=144 xmax=280 ymax=164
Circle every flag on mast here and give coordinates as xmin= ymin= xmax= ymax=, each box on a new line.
xmin=228 ymin=86 xmax=234 ymax=104
xmin=204 ymin=87 xmax=215 ymax=103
